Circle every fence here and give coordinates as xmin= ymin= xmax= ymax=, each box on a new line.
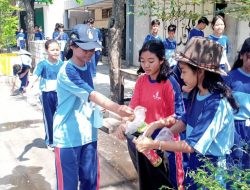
xmin=0 ymin=53 xmax=19 ymax=76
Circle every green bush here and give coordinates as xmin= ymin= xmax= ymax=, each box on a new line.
xmin=188 ymin=158 xmax=250 ymax=190
xmin=159 ymin=157 xmax=250 ymax=190
xmin=0 ymin=0 xmax=19 ymax=51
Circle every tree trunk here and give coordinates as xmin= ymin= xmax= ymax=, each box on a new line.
xmin=22 ymin=0 xmax=35 ymax=50
xmin=108 ymin=0 xmax=125 ymax=102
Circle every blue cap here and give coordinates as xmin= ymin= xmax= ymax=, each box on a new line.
xmin=70 ymin=24 xmax=103 ymax=50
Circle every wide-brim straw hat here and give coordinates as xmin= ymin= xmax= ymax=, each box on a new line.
xmin=174 ymin=37 xmax=227 ymax=76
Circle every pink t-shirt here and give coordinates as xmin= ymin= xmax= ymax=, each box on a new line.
xmin=130 ymin=74 xmax=175 ymax=124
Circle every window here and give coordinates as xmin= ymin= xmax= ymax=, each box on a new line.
xmin=102 ymin=8 xmax=112 ymax=19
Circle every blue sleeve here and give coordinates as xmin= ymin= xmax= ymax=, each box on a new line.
xmin=41 ymin=32 xmax=45 ymax=40
xmin=162 ymin=39 xmax=167 ymax=49
xmin=96 ymin=29 xmax=103 ymax=41
xmin=143 ymin=35 xmax=150 ymax=44
xmin=168 ymin=76 xmax=185 ymax=119
xmin=53 ymin=32 xmax=58 ymax=39
xmin=33 ymin=61 xmax=44 ymax=77
xmin=185 ymin=99 xmax=218 ymax=152
xmin=201 ymin=31 xmax=204 ymax=37
xmin=172 ymin=65 xmax=185 ymax=88
xmin=223 ymin=73 xmax=232 ymax=87
xmin=186 ymin=98 xmax=233 ymax=155
xmin=180 ymin=112 xmax=187 ymax=125
xmin=58 ymin=64 xmax=94 ymax=101
xmin=63 ymin=33 xmax=69 ymax=40
xmin=38 ymin=32 xmax=43 ymax=40
xmin=188 ymin=29 xmax=194 ymax=40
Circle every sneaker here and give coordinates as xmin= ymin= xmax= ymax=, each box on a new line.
xmin=47 ymin=144 xmax=54 ymax=151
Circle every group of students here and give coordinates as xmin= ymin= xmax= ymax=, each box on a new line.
xmin=115 ymin=18 xmax=250 ymax=190
xmin=16 ymin=25 xmax=45 ymax=50
xmin=13 ymin=16 xmax=249 ymax=190
xmin=51 ymin=18 xmax=103 ymax=78
xmin=144 ymin=15 xmax=232 ymax=72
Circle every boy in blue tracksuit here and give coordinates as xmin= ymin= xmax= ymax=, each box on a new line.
xmin=143 ymin=19 xmax=162 ymax=44
xmin=29 ymin=39 xmax=63 ymax=149
xmin=163 ymin=24 xmax=177 ymax=68
xmin=53 ymin=24 xmax=133 ymax=190
xmin=188 ymin=16 xmax=209 ymax=40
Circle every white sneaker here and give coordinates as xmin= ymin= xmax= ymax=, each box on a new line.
xmin=47 ymin=144 xmax=54 ymax=151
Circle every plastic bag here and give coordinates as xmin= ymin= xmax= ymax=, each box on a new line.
xmin=125 ymin=106 xmax=147 ymax=135
xmin=26 ymin=87 xmax=39 ymax=106
xmin=155 ymin=127 xmax=174 ymax=141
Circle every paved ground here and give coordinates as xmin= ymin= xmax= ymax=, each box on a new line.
xmin=0 ymin=61 xmax=139 ymax=190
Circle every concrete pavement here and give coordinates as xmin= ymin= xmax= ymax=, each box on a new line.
xmin=0 ymin=61 xmax=138 ymax=190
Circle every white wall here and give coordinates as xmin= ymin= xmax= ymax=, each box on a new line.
xmin=132 ymin=0 xmax=150 ymax=66
xmin=236 ymin=21 xmax=250 ymax=57
xmin=132 ymin=1 xmax=214 ymax=65
xmin=222 ymin=17 xmax=249 ymax=65
xmin=133 ymin=15 xmax=150 ymax=66
xmin=131 ymin=1 xmax=249 ymax=67
xmin=43 ymin=0 xmax=65 ymax=39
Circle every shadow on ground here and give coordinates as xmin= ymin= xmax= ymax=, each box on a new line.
xmin=0 ymin=165 xmax=52 ymax=190
xmin=0 ymin=119 xmax=43 ymax=132
xmin=17 ymin=138 xmax=47 ymax=161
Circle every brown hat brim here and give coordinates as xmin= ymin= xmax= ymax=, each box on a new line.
xmin=174 ymin=53 xmax=227 ymax=76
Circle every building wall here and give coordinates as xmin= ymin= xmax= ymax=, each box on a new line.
xmin=64 ymin=0 xmax=110 ymax=29
xmin=43 ymin=0 xmax=65 ymax=39
xmin=132 ymin=0 xmax=150 ymax=66
xmin=39 ymin=0 xmax=249 ymax=67
xmin=41 ymin=0 xmax=111 ymax=38
xmin=226 ymin=18 xmax=250 ymax=63
xmin=131 ymin=1 xmax=249 ymax=66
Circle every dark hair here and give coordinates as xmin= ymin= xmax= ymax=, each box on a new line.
xmin=186 ymin=64 xmax=239 ymax=112
xmin=45 ymin=39 xmax=59 ymax=50
xmin=137 ymin=40 xmax=171 ymax=83
xmin=198 ymin=16 xmax=209 ymax=25
xmin=151 ymin=19 xmax=160 ymax=26
xmin=58 ymin=23 xmax=64 ymax=29
xmin=211 ymin=15 xmax=226 ymax=29
xmin=54 ymin=23 xmax=60 ymax=32
xmin=13 ymin=64 xmax=22 ymax=75
xmin=168 ymin=24 xmax=176 ymax=32
xmin=232 ymin=37 xmax=250 ymax=70
xmin=88 ymin=18 xmax=95 ymax=24
xmin=64 ymin=40 xmax=79 ymax=60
